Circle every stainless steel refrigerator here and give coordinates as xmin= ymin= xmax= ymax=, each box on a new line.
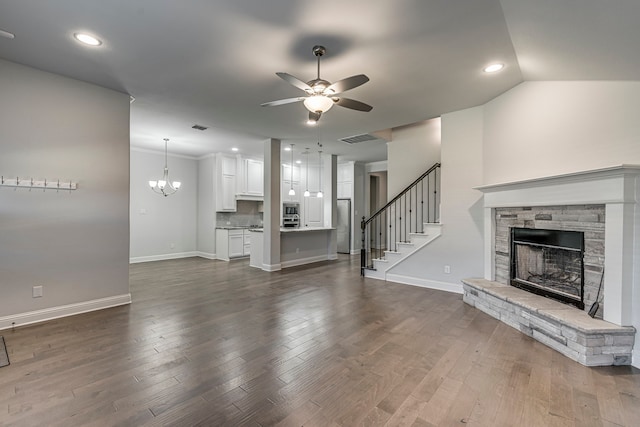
xmin=337 ymin=199 xmax=351 ymax=254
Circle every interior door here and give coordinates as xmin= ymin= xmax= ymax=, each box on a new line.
xmin=337 ymin=199 xmax=351 ymax=254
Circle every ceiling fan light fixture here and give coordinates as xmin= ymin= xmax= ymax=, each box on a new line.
xmin=303 ymin=95 xmax=333 ymax=113
xmin=307 ymin=111 xmax=321 ymax=125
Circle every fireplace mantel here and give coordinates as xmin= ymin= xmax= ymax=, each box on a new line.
xmin=474 ymin=165 xmax=640 ymax=329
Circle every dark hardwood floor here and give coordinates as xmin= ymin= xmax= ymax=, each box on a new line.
xmin=1 ymin=255 xmax=640 ymax=426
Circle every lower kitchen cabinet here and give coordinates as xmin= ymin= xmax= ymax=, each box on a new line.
xmin=216 ymin=228 xmax=251 ymax=261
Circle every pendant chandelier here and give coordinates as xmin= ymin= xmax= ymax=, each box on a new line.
xmin=149 ymin=138 xmax=181 ymax=197
xmin=303 ymin=149 xmax=310 ymax=197
xmin=317 ymin=150 xmax=323 ymax=198
xmin=288 ymin=144 xmax=295 ymax=196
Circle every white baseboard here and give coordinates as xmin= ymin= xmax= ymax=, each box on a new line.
xmin=385 ymin=273 xmax=463 ymax=294
xmin=262 ymin=263 xmax=282 ymax=272
xmin=633 ymin=346 xmax=640 ymax=369
xmin=0 ymin=294 xmax=132 ymax=331
xmin=350 ymin=249 xmax=360 ymax=255
xmin=130 ymin=251 xmax=199 ymax=264
xmin=281 ymin=254 xmax=334 ymax=268
xmin=196 ymin=251 xmax=216 ymax=260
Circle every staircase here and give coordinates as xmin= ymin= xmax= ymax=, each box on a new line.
xmin=361 ymin=163 xmax=441 ymax=279
xmin=364 ymin=223 xmax=442 ymax=280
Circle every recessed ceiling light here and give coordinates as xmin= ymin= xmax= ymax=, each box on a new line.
xmin=284 ymin=146 xmax=291 ymax=152
xmin=295 ymin=160 xmax=302 ymax=164
xmin=74 ymin=33 xmax=102 ymax=46
xmin=231 ymin=147 xmax=239 ymax=152
xmin=483 ymin=63 xmax=504 ymax=73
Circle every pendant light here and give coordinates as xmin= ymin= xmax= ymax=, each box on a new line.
xmin=288 ymin=144 xmax=295 ymax=196
xmin=317 ymin=150 xmax=323 ymax=198
xmin=303 ymin=149 xmax=310 ymax=197
xmin=149 ymin=138 xmax=181 ymax=197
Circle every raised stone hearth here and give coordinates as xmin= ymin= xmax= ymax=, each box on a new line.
xmin=463 ymin=278 xmax=634 ymax=366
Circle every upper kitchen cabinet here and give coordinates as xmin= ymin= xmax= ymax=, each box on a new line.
xmin=282 ymin=164 xmax=301 ymax=203
xmin=216 ymin=154 xmax=238 ymax=212
xmin=239 ymin=158 xmax=264 ymax=197
xmin=337 ymin=162 xmax=354 ymax=199
xmin=217 ymin=154 xmax=264 ymax=211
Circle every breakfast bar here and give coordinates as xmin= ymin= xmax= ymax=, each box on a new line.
xmin=249 ymin=227 xmax=337 ymax=270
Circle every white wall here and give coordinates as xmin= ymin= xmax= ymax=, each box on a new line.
xmin=483 ymin=81 xmax=640 ymax=184
xmin=388 ymin=107 xmax=485 ymax=288
xmin=387 ymin=118 xmax=442 ymax=197
xmin=130 ymin=149 xmax=198 ymax=262
xmin=0 ymin=59 xmax=130 ymax=326
xmin=197 ymin=155 xmax=216 ymax=258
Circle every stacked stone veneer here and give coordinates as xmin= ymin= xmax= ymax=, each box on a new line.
xmin=462 ymin=278 xmax=635 ymax=366
xmin=494 ymin=205 xmax=605 ymax=317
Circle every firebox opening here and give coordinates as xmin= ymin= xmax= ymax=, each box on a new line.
xmin=510 ymin=227 xmax=585 ymax=309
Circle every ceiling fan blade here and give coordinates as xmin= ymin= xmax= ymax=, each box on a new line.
xmin=260 ymin=97 xmax=305 ymax=107
xmin=333 ymin=97 xmax=373 ymax=112
xmin=276 ymin=72 xmax=312 ymax=93
xmin=326 ymin=74 xmax=369 ymax=95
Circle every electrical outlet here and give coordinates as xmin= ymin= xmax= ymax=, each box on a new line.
xmin=33 ymin=285 xmax=43 ymax=298
xmin=444 ymin=265 xmax=451 ymax=274
xmin=296 ymin=248 xmax=300 ymax=253
xmin=170 ymin=242 xmax=175 ymax=249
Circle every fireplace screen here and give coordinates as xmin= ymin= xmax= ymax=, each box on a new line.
xmin=510 ymin=228 xmax=585 ymax=309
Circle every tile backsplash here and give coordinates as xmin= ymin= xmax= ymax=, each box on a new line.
xmin=217 ymin=200 xmax=263 ymax=227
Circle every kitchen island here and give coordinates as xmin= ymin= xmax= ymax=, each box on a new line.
xmin=249 ymin=227 xmax=337 ymax=270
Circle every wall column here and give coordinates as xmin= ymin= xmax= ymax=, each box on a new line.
xmin=262 ymin=138 xmax=281 ymax=271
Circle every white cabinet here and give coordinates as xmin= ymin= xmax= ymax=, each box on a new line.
xmin=216 ymin=154 xmax=238 ymax=212
xmin=237 ymin=158 xmax=263 ymax=197
xmin=303 ymin=196 xmax=324 ymax=227
xmin=221 ymin=175 xmax=236 ymax=210
xmin=244 ymin=159 xmax=263 ymax=196
xmin=243 ymin=230 xmax=251 ymax=256
xmin=282 ymin=164 xmax=301 ymax=203
xmin=228 ymin=232 xmax=244 ymax=258
xmin=282 ymin=180 xmax=301 ymax=203
xmin=338 ymin=181 xmax=353 ymax=198
xmin=337 ymin=162 xmax=354 ymax=198
xmin=216 ymin=228 xmax=251 ymax=260
xmin=282 ymin=164 xmax=300 ymax=183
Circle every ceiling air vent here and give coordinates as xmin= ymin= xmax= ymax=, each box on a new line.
xmin=340 ymin=129 xmax=391 ymax=145
xmin=339 ymin=133 xmax=381 ymax=144
xmin=192 ymin=124 xmax=208 ymax=131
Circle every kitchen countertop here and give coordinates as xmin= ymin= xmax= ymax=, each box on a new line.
xmin=215 ymin=226 xmax=262 ymax=230
xmin=248 ymin=227 xmax=335 ymax=233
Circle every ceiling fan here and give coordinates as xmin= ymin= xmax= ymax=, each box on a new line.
xmin=261 ymin=45 xmax=372 ymax=123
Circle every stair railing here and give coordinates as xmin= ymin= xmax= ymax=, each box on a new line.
xmin=361 ymin=163 xmax=441 ymax=275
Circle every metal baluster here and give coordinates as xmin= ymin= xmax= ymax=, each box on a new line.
xmin=427 ymin=174 xmax=431 ymax=223
xmin=433 ymin=168 xmax=438 ymax=222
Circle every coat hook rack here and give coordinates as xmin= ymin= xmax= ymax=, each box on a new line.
xmin=0 ymin=175 xmax=77 ymax=190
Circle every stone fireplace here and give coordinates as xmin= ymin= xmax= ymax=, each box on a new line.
xmin=464 ymin=165 xmax=640 ymax=366
xmin=510 ymin=227 xmax=586 ymax=309
xmin=495 ymin=205 xmax=604 ymax=315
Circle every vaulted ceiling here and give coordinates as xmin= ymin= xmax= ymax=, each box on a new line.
xmin=0 ymin=0 xmax=638 ymax=161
